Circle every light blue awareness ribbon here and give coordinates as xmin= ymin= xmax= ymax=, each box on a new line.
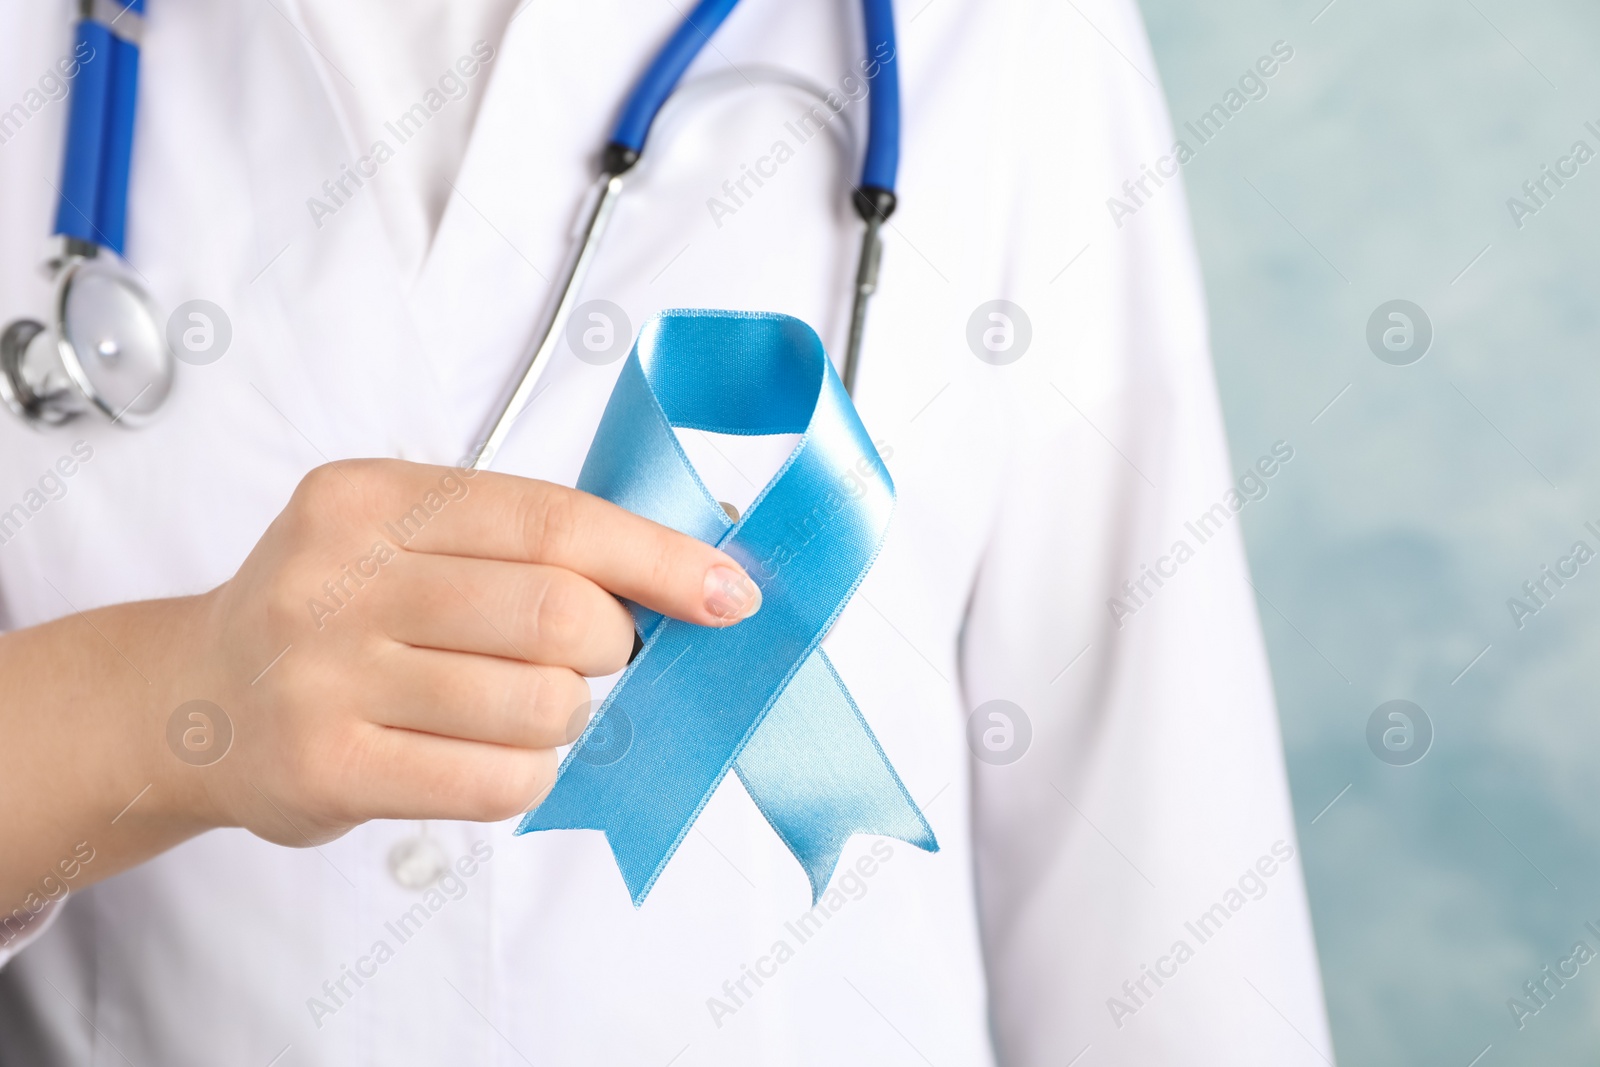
xmin=517 ymin=310 xmax=937 ymax=905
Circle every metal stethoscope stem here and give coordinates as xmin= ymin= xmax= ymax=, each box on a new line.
xmin=467 ymin=167 xmax=888 ymax=471
xmin=843 ymin=214 xmax=885 ymax=396
xmin=13 ymin=0 xmax=900 ymax=441
xmin=467 ymin=0 xmax=901 ymax=467
xmin=469 ymin=173 xmax=626 ymax=471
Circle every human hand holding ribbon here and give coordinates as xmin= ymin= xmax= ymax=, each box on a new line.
xmin=518 ymin=310 xmax=937 ymax=905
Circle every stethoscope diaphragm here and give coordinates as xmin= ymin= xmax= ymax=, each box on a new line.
xmin=0 ymin=254 xmax=174 ymax=429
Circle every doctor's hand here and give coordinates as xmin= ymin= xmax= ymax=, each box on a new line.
xmin=170 ymin=460 xmax=762 ymax=848
xmin=2 ymin=459 xmax=762 ymax=912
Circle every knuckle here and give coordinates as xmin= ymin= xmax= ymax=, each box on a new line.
xmin=519 ymin=483 xmax=578 ymax=560
xmin=644 ymin=533 xmax=685 ymax=602
xmin=480 ymin=665 xmax=539 ymax=744
xmin=522 ymin=749 xmax=559 ymax=805
xmin=473 ymin=665 xmax=521 ymax=733
xmin=296 ymin=732 xmax=363 ymax=825
xmin=532 ymin=669 xmax=590 ymax=734
xmin=527 ymin=574 xmax=587 ymax=652
xmin=474 ymin=750 xmax=554 ymax=821
xmin=285 ymin=471 xmax=359 ymax=545
xmin=278 ymin=552 xmax=344 ymax=623
xmin=294 ymin=463 xmax=356 ymax=511
xmin=262 ymin=572 xmax=309 ymax=634
xmin=289 ymin=460 xmax=395 ymax=532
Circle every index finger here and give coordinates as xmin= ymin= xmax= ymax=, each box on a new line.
xmin=352 ymin=461 xmax=762 ymax=628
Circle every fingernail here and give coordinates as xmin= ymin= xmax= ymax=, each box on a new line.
xmin=704 ymin=565 xmax=762 ymax=623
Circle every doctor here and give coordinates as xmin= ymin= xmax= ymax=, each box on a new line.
xmin=0 ymin=0 xmax=1332 ymax=1064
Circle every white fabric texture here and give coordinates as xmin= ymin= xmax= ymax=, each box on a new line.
xmin=297 ymin=0 xmax=521 ymax=280
xmin=0 ymin=0 xmax=1331 ymax=1063
xmin=0 ymin=900 xmax=58 ymax=973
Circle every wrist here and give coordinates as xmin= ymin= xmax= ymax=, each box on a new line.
xmin=105 ymin=590 xmax=232 ymax=837
xmin=0 ymin=590 xmax=226 ymax=907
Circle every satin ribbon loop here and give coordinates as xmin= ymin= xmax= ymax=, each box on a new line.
xmin=517 ymin=310 xmax=936 ymax=905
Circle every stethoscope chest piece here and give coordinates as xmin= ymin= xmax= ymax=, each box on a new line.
xmin=1 ymin=255 xmax=174 ymax=429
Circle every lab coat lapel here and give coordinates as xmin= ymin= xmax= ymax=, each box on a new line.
xmin=406 ymin=3 xmax=685 ymax=481
xmin=231 ymin=0 xmax=457 ymax=464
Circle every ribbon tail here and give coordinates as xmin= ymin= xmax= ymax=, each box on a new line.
xmin=516 ymin=769 xmax=700 ymax=907
xmin=515 ymin=667 xmax=730 ymax=908
xmin=512 ymin=766 xmax=659 ymax=907
xmin=734 ymin=652 xmax=937 ymax=905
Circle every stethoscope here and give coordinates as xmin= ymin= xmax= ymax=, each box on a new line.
xmin=2 ymin=0 xmax=902 ymax=889
xmin=0 ymin=0 xmax=172 ymax=428
xmin=1 ymin=0 xmax=902 ymax=446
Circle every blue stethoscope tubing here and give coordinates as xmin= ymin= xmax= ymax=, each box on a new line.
xmin=470 ymin=0 xmax=902 ymax=467
xmin=4 ymin=0 xmax=902 ymax=435
xmin=608 ymin=0 xmax=900 ymax=196
xmin=56 ymin=0 xmax=146 ymax=257
xmin=0 ymin=0 xmax=172 ymax=429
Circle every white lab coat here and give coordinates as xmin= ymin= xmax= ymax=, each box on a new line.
xmin=0 ymin=0 xmax=1333 ymax=1064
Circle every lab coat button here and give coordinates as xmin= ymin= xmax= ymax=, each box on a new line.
xmin=388 ymin=831 xmax=449 ymax=888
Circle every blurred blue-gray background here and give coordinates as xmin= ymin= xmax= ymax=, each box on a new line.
xmin=1135 ymin=0 xmax=1600 ymax=1063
